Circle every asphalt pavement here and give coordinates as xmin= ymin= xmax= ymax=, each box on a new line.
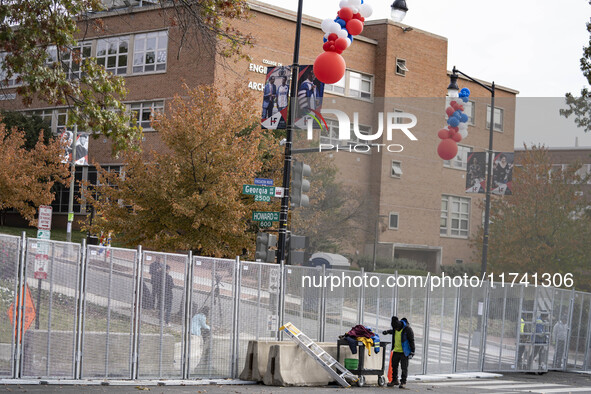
xmin=2 ymin=372 xmax=591 ymax=393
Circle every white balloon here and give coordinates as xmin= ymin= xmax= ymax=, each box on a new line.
xmin=346 ymin=37 xmax=352 ymax=47
xmin=458 ymin=129 xmax=469 ymax=139
xmin=321 ymin=18 xmax=334 ymax=33
xmin=324 ymin=32 xmax=330 ymax=40
xmin=339 ymin=0 xmax=348 ymax=8
xmin=458 ymin=122 xmax=468 ymax=131
xmin=349 ymin=0 xmax=361 ymax=7
xmin=349 ymin=6 xmax=358 ymax=14
xmin=358 ymin=3 xmax=373 ymax=18
xmin=337 ymin=29 xmax=348 ymax=38
xmin=328 ymin=22 xmax=342 ymax=34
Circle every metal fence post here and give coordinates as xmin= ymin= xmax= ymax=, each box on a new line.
xmin=565 ymin=288 xmax=576 ymax=371
xmin=358 ymin=268 xmax=365 ymax=324
xmin=13 ymin=232 xmax=27 ymax=379
xmin=130 ymin=245 xmax=142 ymax=379
xmin=278 ymin=262 xmax=285 ymax=341
xmin=422 ymin=273 xmax=431 ymax=375
xmin=319 ymin=264 xmax=326 ymax=342
xmin=181 ymin=251 xmax=194 ymax=379
xmin=582 ymin=295 xmax=591 ymax=371
xmin=479 ymin=281 xmax=491 ymax=372
xmin=74 ymin=238 xmax=88 ymax=379
xmin=452 ymin=286 xmax=461 ymax=373
xmin=231 ymin=256 xmax=241 ymax=378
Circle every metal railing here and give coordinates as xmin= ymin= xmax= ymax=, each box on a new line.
xmin=0 ymin=232 xmax=588 ymax=380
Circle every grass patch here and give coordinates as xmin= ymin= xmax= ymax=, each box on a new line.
xmin=0 ymin=225 xmax=87 ymax=244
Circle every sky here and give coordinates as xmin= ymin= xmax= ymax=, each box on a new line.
xmin=258 ymin=0 xmax=591 ymax=149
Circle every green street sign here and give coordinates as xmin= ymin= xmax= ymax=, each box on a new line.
xmin=252 ymin=211 xmax=280 ymax=222
xmin=259 ymin=221 xmax=273 ymax=228
xmin=255 ymin=195 xmax=271 ymax=202
xmin=243 ymin=184 xmax=275 ymax=197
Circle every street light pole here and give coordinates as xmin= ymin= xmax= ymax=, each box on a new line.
xmin=66 ymin=123 xmax=78 ymax=243
xmin=448 ymin=66 xmax=495 ymax=275
xmin=276 ymin=0 xmax=303 ymax=267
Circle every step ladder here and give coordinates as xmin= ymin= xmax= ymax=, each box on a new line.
xmin=279 ymin=322 xmax=358 ymax=388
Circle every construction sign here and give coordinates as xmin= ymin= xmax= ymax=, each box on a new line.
xmin=7 ymin=284 xmax=36 ymax=343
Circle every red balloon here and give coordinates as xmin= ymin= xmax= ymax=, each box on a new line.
xmin=437 ymin=139 xmax=458 ymax=160
xmin=328 ymin=33 xmax=338 ymax=41
xmin=445 ymin=107 xmax=455 ymax=117
xmin=338 ymin=7 xmax=354 ymax=22
xmin=360 ymin=16 xmax=365 ymax=22
xmin=353 ymin=12 xmax=362 ymax=20
xmin=346 ymin=19 xmax=364 ymax=35
xmin=335 ymin=37 xmax=348 ymax=52
xmin=437 ymin=128 xmax=450 ymax=140
xmin=313 ymin=51 xmax=346 ymax=84
xmin=450 ymin=100 xmax=459 ymax=110
xmin=323 ymin=42 xmax=332 ymax=52
xmin=449 ymin=126 xmax=459 ymax=133
xmin=451 ymin=132 xmax=462 ymax=142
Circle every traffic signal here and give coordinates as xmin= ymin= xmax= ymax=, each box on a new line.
xmin=288 ymin=234 xmax=308 ymax=265
xmin=291 ymin=161 xmax=311 ymax=208
xmin=255 ymin=232 xmax=277 ymax=263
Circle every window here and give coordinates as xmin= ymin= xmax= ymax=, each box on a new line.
xmin=320 ymin=118 xmax=371 ymax=149
xmin=103 ymin=0 xmax=158 ymax=9
xmin=391 ymin=161 xmax=402 ymax=178
xmin=486 ymin=105 xmax=504 ymax=131
xmin=324 ymin=70 xmax=373 ymax=100
xmin=97 ymin=36 xmax=129 ymax=75
xmin=130 ymin=101 xmax=164 ymax=129
xmin=575 ymin=191 xmax=584 ymax=197
xmin=323 ymin=75 xmax=345 ymax=95
xmin=0 ymin=53 xmax=20 ymax=87
xmin=440 ymin=195 xmax=470 ymax=237
xmin=465 ymin=100 xmax=475 ymax=125
xmin=348 ymin=71 xmax=372 ymax=99
xmin=574 ymin=164 xmax=591 ymax=183
xmin=52 ymin=167 xmax=83 ymax=213
xmin=62 ymin=42 xmax=92 ymax=79
xmin=396 ymin=58 xmax=408 ymax=76
xmin=133 ymin=31 xmax=168 ymax=73
xmin=444 ymin=144 xmax=472 ymax=170
xmin=389 ymin=213 xmax=399 ymax=229
xmin=455 ymin=259 xmax=463 ymax=264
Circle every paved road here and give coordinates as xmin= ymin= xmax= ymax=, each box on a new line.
xmin=1 ymin=372 xmax=591 ymax=393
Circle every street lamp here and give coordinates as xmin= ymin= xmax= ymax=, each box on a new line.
xmin=447 ymin=66 xmax=495 ymax=276
xmin=390 ymin=0 xmax=409 ymax=22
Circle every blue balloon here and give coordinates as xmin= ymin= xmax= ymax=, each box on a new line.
xmin=323 ymin=37 xmax=327 ymax=43
xmin=459 ymin=87 xmax=471 ymax=97
xmin=336 ymin=19 xmax=346 ymax=28
xmin=447 ymin=117 xmax=460 ymax=127
xmin=460 ymin=113 xmax=469 ymax=123
xmin=348 ymin=34 xmax=354 ymax=42
xmin=453 ymin=110 xmax=462 ymax=119
xmin=461 ymin=96 xmax=469 ymax=103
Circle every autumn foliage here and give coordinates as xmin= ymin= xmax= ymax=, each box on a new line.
xmin=473 ymin=146 xmax=591 ymax=290
xmin=0 ymin=123 xmax=70 ymax=226
xmin=84 ymin=84 xmax=282 ymax=257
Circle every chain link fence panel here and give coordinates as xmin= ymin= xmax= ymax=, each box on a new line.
xmin=0 ymin=234 xmax=21 ymax=377
xmin=80 ymin=245 xmax=138 ymax=378
xmin=20 ymin=239 xmax=81 ymax=378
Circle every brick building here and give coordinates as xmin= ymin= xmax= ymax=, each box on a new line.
xmin=0 ymin=1 xmax=518 ymax=270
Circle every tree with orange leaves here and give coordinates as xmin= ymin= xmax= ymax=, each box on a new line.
xmin=472 ymin=145 xmax=591 ymax=290
xmin=0 ymin=123 xmax=70 ymax=226
xmin=83 ymin=84 xmax=282 ymax=257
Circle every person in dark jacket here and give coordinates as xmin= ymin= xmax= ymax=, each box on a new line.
xmin=383 ymin=316 xmax=415 ymax=389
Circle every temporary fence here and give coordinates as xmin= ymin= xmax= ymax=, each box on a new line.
xmin=0 ymin=232 xmax=590 ymax=380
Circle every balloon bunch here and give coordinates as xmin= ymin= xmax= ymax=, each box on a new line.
xmin=313 ymin=0 xmax=373 ymax=84
xmin=437 ymin=88 xmax=471 ymax=160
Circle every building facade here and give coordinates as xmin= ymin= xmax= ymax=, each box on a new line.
xmin=0 ymin=1 xmax=518 ymax=270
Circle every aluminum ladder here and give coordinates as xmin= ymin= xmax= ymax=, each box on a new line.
xmin=279 ymin=322 xmax=358 ymax=388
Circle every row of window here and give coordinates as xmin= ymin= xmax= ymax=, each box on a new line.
xmin=29 ymin=101 xmax=164 ymax=134
xmin=1 ymin=30 xmax=168 ymax=87
xmin=383 ymin=194 xmax=471 ymax=237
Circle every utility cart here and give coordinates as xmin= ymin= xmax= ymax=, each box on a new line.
xmin=336 ymin=339 xmax=390 ymax=387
